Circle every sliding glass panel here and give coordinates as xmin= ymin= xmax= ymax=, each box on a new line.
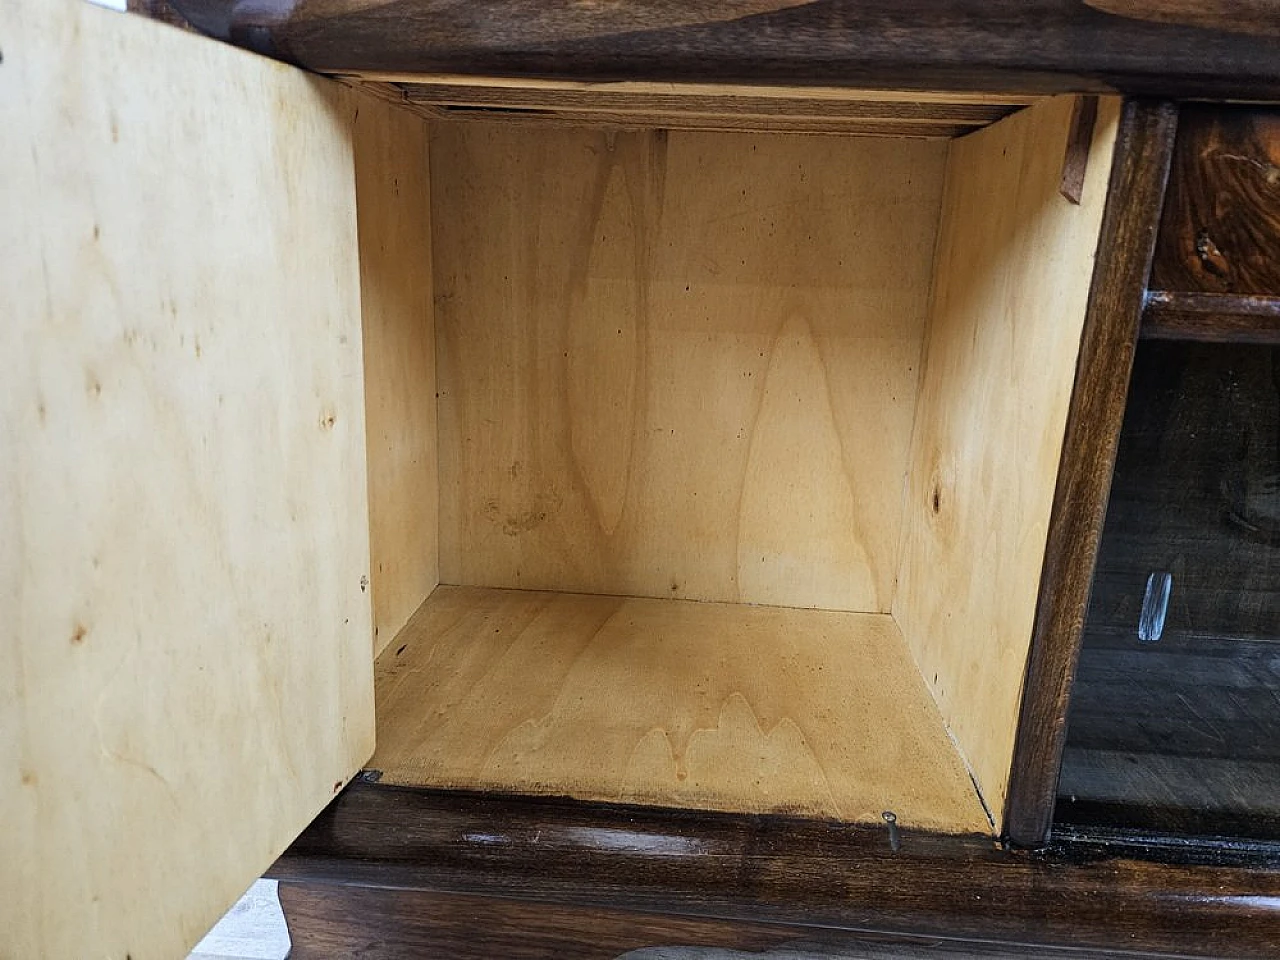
xmin=1059 ymin=340 xmax=1280 ymax=839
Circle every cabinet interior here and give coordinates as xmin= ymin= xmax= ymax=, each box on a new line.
xmin=354 ymin=93 xmax=1121 ymax=836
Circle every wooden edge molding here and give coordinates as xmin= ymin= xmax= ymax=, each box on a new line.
xmin=1002 ymin=100 xmax=1180 ymax=850
xmin=387 ymin=78 xmax=1030 ymax=136
xmin=159 ymin=1 xmax=1280 ymax=100
xmin=1142 ymin=290 xmax=1280 ymax=345
xmin=270 ymin=782 xmax=1280 ymax=958
xmin=275 ymin=881 xmax=1229 ymax=960
xmin=407 ymin=110 xmax=980 ymax=139
xmin=274 ymin=883 xmax=899 ymax=960
xmin=1057 ymin=796 xmax=1280 ymax=850
xmin=379 ymin=75 xmax=1038 ymax=110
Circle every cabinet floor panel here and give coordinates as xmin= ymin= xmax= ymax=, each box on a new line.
xmin=370 ymin=585 xmax=992 ymax=835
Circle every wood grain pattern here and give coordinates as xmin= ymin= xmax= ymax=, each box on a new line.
xmin=169 ymin=0 xmax=1280 ymax=100
xmin=0 ymin=2 xmax=375 ymax=956
xmin=434 ymin=123 xmax=946 ymax=612
xmin=1143 ymin=291 xmax=1280 ymax=344
xmin=1083 ymin=0 xmax=1280 ymax=36
xmin=278 ymin=881 xmax=1172 ymax=960
xmin=280 ymin=884 xmax=802 ymax=960
xmin=1003 ymin=101 xmax=1180 ymax=848
xmin=370 ymin=586 xmax=991 ymax=834
xmin=271 ymin=784 xmax=1280 ymax=959
xmin=391 ymin=76 xmax=1028 ymax=137
xmin=893 ymin=96 xmax=1121 ymax=826
xmin=353 ymin=95 xmax=440 ymax=656
xmin=1059 ymin=96 xmax=1100 ymax=204
xmin=1152 ymin=106 xmax=1280 ymax=296
xmin=394 ymin=76 xmax=1033 ymax=114
xmin=411 ymin=112 xmax=983 ymax=141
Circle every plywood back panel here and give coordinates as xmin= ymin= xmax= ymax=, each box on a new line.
xmin=353 ymin=99 xmax=439 ymax=657
xmin=893 ymin=96 xmax=1121 ymax=824
xmin=1 ymin=3 xmax=375 ymax=956
xmin=435 ymin=124 xmax=946 ymax=611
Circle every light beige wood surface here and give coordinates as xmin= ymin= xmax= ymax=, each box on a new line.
xmin=434 ymin=123 xmax=946 ymax=612
xmin=354 ymin=98 xmax=440 ymax=657
xmin=355 ymin=74 xmax=1034 ymax=137
xmin=1 ymin=3 xmax=375 ymax=956
xmin=893 ymin=96 xmax=1121 ymax=824
xmin=410 ymin=111 xmax=989 ymax=140
xmin=372 ymin=586 xmax=993 ymax=833
xmin=357 ymin=75 xmax=1037 ymax=106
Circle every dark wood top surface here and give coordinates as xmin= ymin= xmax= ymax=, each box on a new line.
xmin=169 ymin=0 xmax=1280 ymax=99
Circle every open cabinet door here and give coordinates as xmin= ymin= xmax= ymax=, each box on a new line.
xmin=1 ymin=2 xmax=375 ymax=956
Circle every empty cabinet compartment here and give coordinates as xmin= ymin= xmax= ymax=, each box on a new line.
xmin=355 ymin=95 xmax=1122 ymax=836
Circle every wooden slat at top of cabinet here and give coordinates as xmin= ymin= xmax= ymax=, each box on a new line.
xmin=168 ymin=0 xmax=1280 ymax=99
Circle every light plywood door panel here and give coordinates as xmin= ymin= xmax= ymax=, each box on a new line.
xmin=434 ymin=124 xmax=946 ymax=612
xmin=1 ymin=3 xmax=375 ymax=957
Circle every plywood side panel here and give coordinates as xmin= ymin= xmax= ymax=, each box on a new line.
xmin=354 ymin=98 xmax=439 ymax=657
xmin=893 ymin=96 xmax=1121 ymax=825
xmin=372 ymin=586 xmax=992 ymax=834
xmin=434 ymin=124 xmax=946 ymax=612
xmin=0 ymin=3 xmax=375 ymax=957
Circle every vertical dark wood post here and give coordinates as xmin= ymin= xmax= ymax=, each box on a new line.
xmin=1003 ymin=100 xmax=1180 ymax=848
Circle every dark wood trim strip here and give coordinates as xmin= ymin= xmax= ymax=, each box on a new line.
xmin=412 ymin=110 xmax=979 ymax=139
xmin=1056 ymin=797 xmax=1280 ymax=851
xmin=396 ymin=81 xmax=1024 ymax=122
xmin=166 ymin=0 xmax=1280 ymax=100
xmin=1003 ymin=100 xmax=1180 ymax=850
xmin=1049 ymin=821 xmax=1280 ymax=871
xmin=1059 ymin=95 xmax=1100 ymax=204
xmin=276 ymin=881 xmax=1215 ymax=960
xmin=271 ymin=783 xmax=1280 ymax=959
xmin=1142 ymin=290 xmax=1280 ymax=344
xmin=277 ymin=882 xmax=807 ymax=960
